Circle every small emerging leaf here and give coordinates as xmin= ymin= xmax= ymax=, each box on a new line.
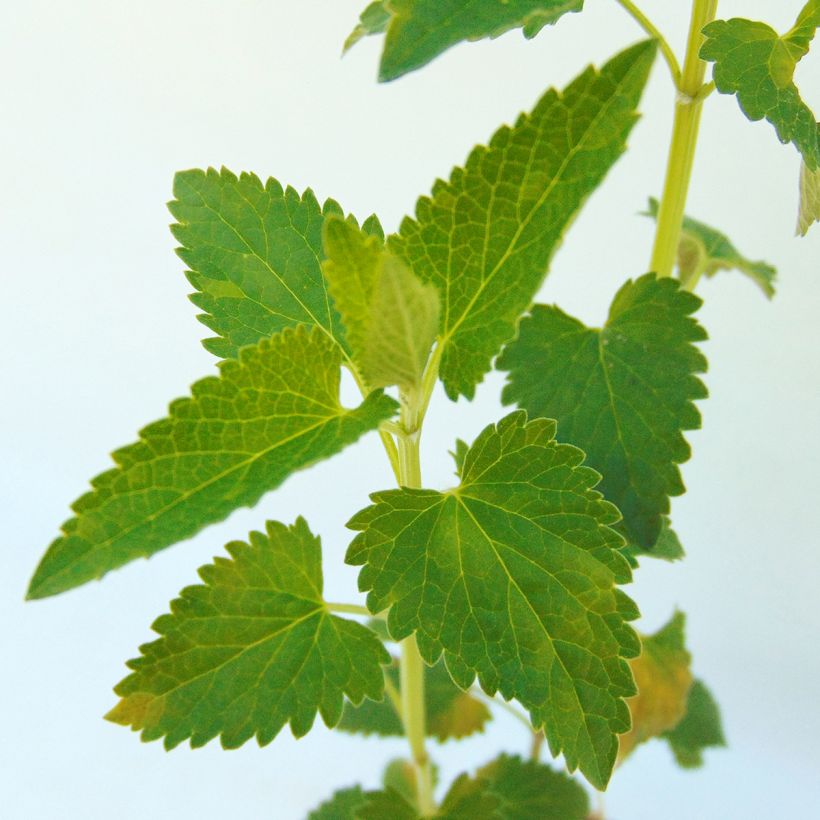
xmin=701 ymin=3 xmax=820 ymax=170
xmin=499 ymin=274 xmax=707 ymax=549
xmin=347 ymin=411 xmax=639 ymax=789
xmin=344 ymin=1 xmax=391 ymax=53
xmin=107 ymin=519 xmax=390 ymax=749
xmin=390 ymin=40 xmax=657 ymax=399
xmin=27 ymin=326 xmax=397 ymax=599
xmin=798 ymin=160 xmax=820 ymax=235
xmin=644 ymin=198 xmax=776 ymax=297
xmin=662 ymin=679 xmax=726 ymax=768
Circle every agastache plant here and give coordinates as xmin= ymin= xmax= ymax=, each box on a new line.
xmin=27 ymin=1 xmax=819 ymax=817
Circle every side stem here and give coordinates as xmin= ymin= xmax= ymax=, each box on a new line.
xmin=649 ymin=0 xmax=718 ymax=278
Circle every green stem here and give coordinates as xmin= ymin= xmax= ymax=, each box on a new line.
xmin=325 ymin=602 xmax=373 ymax=617
xmin=614 ymin=0 xmax=682 ymax=86
xmin=530 ymin=730 xmax=545 ymax=761
xmin=649 ymin=0 xmax=718 ymax=279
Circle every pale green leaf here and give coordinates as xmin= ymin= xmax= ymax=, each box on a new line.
xmin=309 ymin=786 xmax=366 ymax=820
xmin=347 ymin=411 xmax=639 ymax=789
xmin=106 ymin=519 xmax=390 ymax=749
xmin=499 ymin=274 xmax=707 ymax=549
xmin=662 ymin=679 xmax=726 ymax=768
xmin=27 ymin=326 xmax=397 ymax=599
xmin=389 ymin=41 xmax=657 ymax=399
xmin=798 ymin=160 xmax=820 ymax=235
xmin=348 ymin=0 xmax=584 ymax=82
xmin=323 ymin=218 xmax=439 ymax=390
xmin=645 ymin=198 xmax=776 ymax=297
xmin=438 ymin=773 xmax=501 ymax=818
xmin=619 ymin=612 xmax=693 ymax=761
xmin=338 ymin=656 xmax=491 ymax=741
xmin=701 ymin=2 xmax=820 ymax=170
xmin=170 ymin=167 xmax=380 ymax=362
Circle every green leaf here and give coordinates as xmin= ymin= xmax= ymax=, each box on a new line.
xmin=499 ymin=274 xmax=707 ymax=549
xmin=644 ymin=197 xmax=776 ymax=297
xmin=621 ymin=516 xmax=685 ymax=567
xmin=389 ymin=40 xmax=657 ymax=399
xmin=106 ymin=518 xmax=390 ymax=748
xmin=347 ymin=411 xmax=639 ymax=789
xmin=322 ymin=218 xmax=440 ymax=390
xmin=701 ymin=2 xmax=820 ymax=170
xmin=357 ymin=788 xmax=418 ymax=820
xmin=170 ymin=167 xmax=375 ymax=362
xmin=27 ymin=326 xmax=397 ymax=599
xmin=447 ymin=755 xmax=590 ymax=820
xmin=349 ymin=0 xmax=584 ymax=82
xmin=338 ymin=656 xmax=491 ymax=741
xmin=308 ymin=786 xmax=367 ymax=820
xmin=619 ymin=612 xmax=693 ymax=762
xmin=662 ymin=679 xmax=726 ymax=768
xmin=438 ymin=773 xmax=501 ymax=818
xmin=798 ymin=160 xmax=820 ymax=235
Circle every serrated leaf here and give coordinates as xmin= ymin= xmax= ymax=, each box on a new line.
xmin=106 ymin=519 xmax=390 ymax=748
xmin=357 ymin=788 xmax=418 ymax=820
xmin=389 ymin=41 xmax=656 ymax=399
xmin=662 ymin=679 xmax=726 ymax=768
xmin=338 ymin=656 xmax=491 ymax=741
xmin=438 ymin=773 xmax=501 ymax=818
xmin=347 ymin=411 xmax=639 ymax=789
xmin=170 ymin=167 xmax=381 ymax=362
xmin=308 ymin=786 xmax=367 ymax=820
xmin=644 ymin=198 xmax=776 ymax=297
xmin=619 ymin=612 xmax=693 ymax=762
xmin=701 ymin=3 xmax=820 ymax=170
xmin=798 ymin=160 xmax=820 ymax=235
xmin=450 ymin=755 xmax=590 ymax=820
xmin=621 ymin=516 xmax=685 ymax=567
xmin=323 ymin=218 xmax=440 ymax=390
xmin=348 ymin=0 xmax=583 ymax=82
xmin=27 ymin=326 xmax=397 ymax=599
xmin=499 ymin=274 xmax=707 ymax=549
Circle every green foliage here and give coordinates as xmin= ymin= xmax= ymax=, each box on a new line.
xmin=644 ymin=198 xmax=777 ymax=296
xmin=347 ymin=0 xmax=584 ymax=82
xmin=701 ymin=2 xmax=820 ymax=170
xmin=622 ymin=517 xmax=686 ymax=567
xmin=389 ymin=40 xmax=656 ymax=399
xmin=106 ymin=519 xmax=390 ymax=748
xmin=798 ymin=161 xmax=820 ymax=235
xmin=27 ymin=326 xmax=396 ymax=599
xmin=308 ymin=786 xmax=367 ymax=820
xmin=662 ymin=679 xmax=726 ymax=768
xmin=322 ymin=217 xmax=440 ymax=390
xmin=347 ymin=411 xmax=639 ymax=789
xmin=339 ymin=657 xmax=492 ymax=741
xmin=499 ymin=274 xmax=707 ymax=549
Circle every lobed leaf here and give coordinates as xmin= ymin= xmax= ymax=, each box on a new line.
xmin=499 ymin=274 xmax=707 ymax=549
xmin=347 ymin=0 xmax=584 ymax=82
xmin=347 ymin=411 xmax=639 ymax=789
xmin=644 ymin=198 xmax=776 ymax=297
xmin=701 ymin=2 xmax=820 ymax=170
xmin=106 ymin=519 xmax=390 ymax=749
xmin=389 ymin=40 xmax=657 ymax=399
xmin=662 ymin=679 xmax=726 ymax=768
xmin=27 ymin=326 xmax=397 ymax=599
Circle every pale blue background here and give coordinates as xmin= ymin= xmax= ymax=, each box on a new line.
xmin=2 ymin=1 xmax=818 ymax=817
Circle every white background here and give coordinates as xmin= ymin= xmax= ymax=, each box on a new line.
xmin=1 ymin=1 xmax=818 ymax=817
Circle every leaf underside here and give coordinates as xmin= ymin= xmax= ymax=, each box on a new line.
xmin=27 ymin=326 xmax=396 ymax=599
xmin=499 ymin=274 xmax=707 ymax=549
xmin=388 ymin=40 xmax=657 ymax=400
xmin=347 ymin=411 xmax=639 ymax=789
xmin=106 ymin=519 xmax=390 ymax=749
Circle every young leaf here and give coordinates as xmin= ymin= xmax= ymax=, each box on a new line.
xmin=443 ymin=755 xmax=590 ymax=820
xmin=27 ymin=326 xmax=397 ymax=599
xmin=701 ymin=3 xmax=820 ymax=170
xmin=308 ymin=786 xmax=367 ymax=820
xmin=798 ymin=160 xmax=820 ymax=235
xmin=322 ymin=218 xmax=440 ymax=390
xmin=662 ymin=679 xmax=726 ymax=768
xmin=499 ymin=274 xmax=707 ymax=549
xmin=347 ymin=411 xmax=639 ymax=789
xmin=644 ymin=197 xmax=776 ymax=297
xmin=170 ymin=167 xmax=379 ymax=362
xmin=338 ymin=656 xmax=492 ymax=741
xmin=347 ymin=0 xmax=584 ymax=82
xmin=618 ymin=612 xmax=693 ymax=762
xmin=389 ymin=40 xmax=657 ymax=399
xmin=106 ymin=519 xmax=390 ymax=749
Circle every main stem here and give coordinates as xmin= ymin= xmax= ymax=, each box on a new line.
xmin=649 ymin=0 xmax=718 ymax=278
xmin=396 ymin=391 xmax=436 ymax=817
